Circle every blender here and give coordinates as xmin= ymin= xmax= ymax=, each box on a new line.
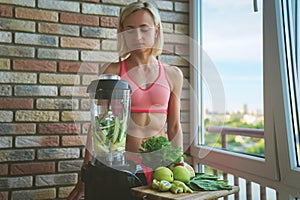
xmin=83 ymin=74 xmax=147 ymax=200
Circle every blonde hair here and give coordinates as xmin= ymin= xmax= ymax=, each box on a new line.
xmin=117 ymin=1 xmax=164 ymax=59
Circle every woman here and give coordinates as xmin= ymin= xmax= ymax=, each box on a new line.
xmin=68 ymin=1 xmax=183 ymax=199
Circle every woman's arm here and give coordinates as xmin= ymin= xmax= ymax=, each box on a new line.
xmin=166 ymin=65 xmax=184 ymax=151
xmin=67 ymin=126 xmax=92 ymax=200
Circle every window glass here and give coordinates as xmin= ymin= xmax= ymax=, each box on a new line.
xmin=296 ymin=1 xmax=300 ymax=167
xmin=287 ymin=0 xmax=300 ymax=166
xmin=201 ymin=0 xmax=264 ymax=156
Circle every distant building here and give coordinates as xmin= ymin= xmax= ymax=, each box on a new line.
xmin=204 ymin=104 xmax=264 ymax=125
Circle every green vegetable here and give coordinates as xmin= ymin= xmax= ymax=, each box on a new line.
xmin=109 ymin=136 xmax=126 ymax=151
xmin=186 ymin=173 xmax=233 ymax=191
xmin=112 ymin=116 xmax=120 ymax=144
xmin=158 ymin=180 xmax=172 ymax=192
xmin=152 ymin=179 xmax=160 ymax=190
xmin=170 ymin=184 xmax=183 ymax=194
xmin=118 ymin=119 xmax=127 ymax=143
xmin=192 ymin=173 xmax=220 ymax=180
xmin=93 ymin=111 xmax=127 ymax=153
xmin=139 ymin=136 xmax=186 ymax=168
xmin=94 ymin=138 xmax=109 ymax=153
xmin=173 ymin=180 xmax=193 ymax=193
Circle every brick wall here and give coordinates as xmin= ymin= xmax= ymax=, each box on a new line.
xmin=0 ymin=0 xmax=190 ymax=199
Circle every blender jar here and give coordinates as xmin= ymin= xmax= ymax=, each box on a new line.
xmin=87 ymin=74 xmax=131 ymax=166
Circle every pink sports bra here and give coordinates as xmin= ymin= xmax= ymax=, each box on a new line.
xmin=119 ymin=60 xmax=171 ymax=114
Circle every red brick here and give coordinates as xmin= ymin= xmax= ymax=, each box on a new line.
xmin=0 ymin=124 xmax=35 ymax=134
xmin=13 ymin=60 xmax=57 ymax=72
xmin=82 ymin=123 xmax=91 ymax=134
xmin=41 ymin=136 xmax=59 ymax=146
xmin=15 ymin=8 xmax=58 ymax=22
xmin=39 ymin=22 xmax=79 ymax=36
xmin=11 ymin=162 xmax=55 ymax=175
xmin=60 ymin=37 xmax=100 ymax=50
xmin=60 ymin=13 xmax=99 ymax=26
xmin=38 ymin=123 xmax=81 ymax=134
xmin=0 ymin=98 xmax=33 ymax=109
xmin=0 ymin=164 xmax=8 ymax=175
xmin=0 ymin=192 xmax=8 ymax=200
xmin=62 ymin=135 xmax=87 ymax=146
xmin=100 ymin=16 xmax=118 ymax=28
xmin=0 ymin=5 xmax=12 ymax=17
xmin=39 ymin=23 xmax=59 ymax=34
xmin=13 ymin=123 xmax=36 ymax=134
xmin=59 ymin=62 xmax=98 ymax=74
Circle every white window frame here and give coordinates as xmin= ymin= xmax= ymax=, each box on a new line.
xmin=189 ymin=0 xmax=300 ymax=198
xmin=276 ymin=0 xmax=300 ymax=191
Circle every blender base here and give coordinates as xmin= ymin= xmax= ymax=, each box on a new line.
xmin=83 ymin=160 xmax=147 ymax=200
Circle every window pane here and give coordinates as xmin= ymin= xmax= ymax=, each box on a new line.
xmin=201 ymin=0 xmax=264 ymax=156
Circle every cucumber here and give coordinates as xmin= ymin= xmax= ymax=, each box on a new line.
xmin=94 ymin=142 xmax=109 ymax=153
xmin=109 ymin=136 xmax=126 ymax=151
xmin=99 ymin=129 xmax=107 ymax=142
xmin=112 ymin=116 xmax=120 ymax=144
xmin=118 ymin=119 xmax=127 ymax=143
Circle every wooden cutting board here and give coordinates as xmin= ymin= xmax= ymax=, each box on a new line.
xmin=131 ymin=185 xmax=240 ymax=200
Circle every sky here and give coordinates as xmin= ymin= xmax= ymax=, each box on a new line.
xmin=201 ymin=0 xmax=263 ymax=113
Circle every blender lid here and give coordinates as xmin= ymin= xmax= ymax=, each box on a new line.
xmin=87 ymin=74 xmax=131 ymax=99
xmin=98 ymin=74 xmax=120 ymax=80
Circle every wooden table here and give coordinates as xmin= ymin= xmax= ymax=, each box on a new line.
xmin=131 ymin=185 xmax=239 ymax=200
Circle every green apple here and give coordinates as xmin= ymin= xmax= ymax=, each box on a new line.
xmin=153 ymin=166 xmax=174 ymax=182
xmin=172 ymin=166 xmax=191 ymax=183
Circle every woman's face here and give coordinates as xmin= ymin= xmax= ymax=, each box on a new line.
xmin=122 ymin=9 xmax=158 ymax=54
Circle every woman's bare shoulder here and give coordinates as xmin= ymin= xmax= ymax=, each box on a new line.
xmin=101 ymin=61 xmax=121 ymax=74
xmin=161 ymin=62 xmax=183 ymax=91
xmin=163 ymin=63 xmax=183 ymax=80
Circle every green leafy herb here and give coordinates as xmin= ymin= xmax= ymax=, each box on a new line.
xmin=186 ymin=173 xmax=233 ymax=191
xmin=192 ymin=173 xmax=220 ymax=180
xmin=139 ymin=136 xmax=186 ymax=168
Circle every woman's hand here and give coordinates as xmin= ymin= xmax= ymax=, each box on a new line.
xmin=67 ymin=180 xmax=84 ymax=200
